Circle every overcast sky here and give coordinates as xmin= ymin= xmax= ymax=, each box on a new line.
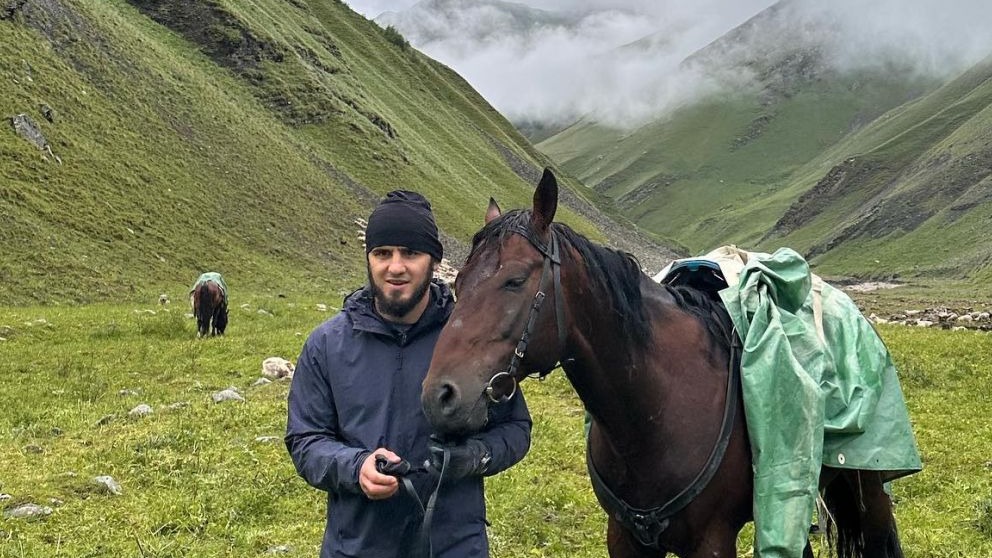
xmin=345 ymin=1 xmax=992 ymax=128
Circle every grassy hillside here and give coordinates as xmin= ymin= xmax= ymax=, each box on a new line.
xmin=2 ymin=0 xmax=659 ymax=306
xmin=764 ymin=56 xmax=992 ymax=279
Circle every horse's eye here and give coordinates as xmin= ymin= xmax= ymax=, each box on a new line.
xmin=503 ymin=277 xmax=527 ymax=290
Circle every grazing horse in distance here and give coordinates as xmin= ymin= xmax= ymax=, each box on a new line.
xmin=190 ymin=272 xmax=228 ymax=337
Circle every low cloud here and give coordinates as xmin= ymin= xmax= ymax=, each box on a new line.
xmin=352 ymin=1 xmax=992 ymax=129
xmin=795 ymin=0 xmax=992 ymax=77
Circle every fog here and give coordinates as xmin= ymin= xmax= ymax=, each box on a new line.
xmin=346 ymin=0 xmax=992 ymax=128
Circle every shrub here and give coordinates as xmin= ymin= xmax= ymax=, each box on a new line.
xmin=382 ymin=25 xmax=408 ymax=50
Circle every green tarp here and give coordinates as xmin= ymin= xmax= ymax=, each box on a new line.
xmin=659 ymin=246 xmax=921 ymax=557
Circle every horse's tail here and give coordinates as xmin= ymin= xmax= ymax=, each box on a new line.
xmin=821 ymin=471 xmax=904 ymax=558
xmin=823 ymin=481 xmax=865 ymax=558
xmin=195 ymin=283 xmax=214 ymax=329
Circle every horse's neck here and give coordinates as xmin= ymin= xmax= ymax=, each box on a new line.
xmin=563 ymin=288 xmax=728 ymax=458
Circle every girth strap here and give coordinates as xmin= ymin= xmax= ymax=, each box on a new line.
xmin=586 ymin=333 xmax=742 ymax=549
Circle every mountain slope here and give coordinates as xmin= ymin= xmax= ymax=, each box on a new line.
xmin=0 ymin=0 xmax=675 ymax=305
xmin=539 ymin=1 xmax=942 ymax=258
xmin=764 ymin=55 xmax=992 ymax=278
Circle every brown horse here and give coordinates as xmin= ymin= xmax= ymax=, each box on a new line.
xmin=192 ymin=280 xmax=228 ymax=337
xmin=422 ymin=169 xmax=905 ymax=557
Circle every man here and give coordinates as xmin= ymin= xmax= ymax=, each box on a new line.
xmin=286 ymin=190 xmax=532 ymax=558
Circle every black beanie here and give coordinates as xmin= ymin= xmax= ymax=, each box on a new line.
xmin=365 ymin=190 xmax=443 ymax=261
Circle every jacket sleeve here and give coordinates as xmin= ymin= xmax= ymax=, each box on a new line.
xmin=474 ymin=390 xmax=532 ymax=476
xmin=285 ymin=335 xmax=369 ymax=494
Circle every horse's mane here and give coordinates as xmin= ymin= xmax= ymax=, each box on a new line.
xmin=469 ymin=209 xmax=652 ymax=346
xmin=664 ymin=284 xmax=735 ymax=357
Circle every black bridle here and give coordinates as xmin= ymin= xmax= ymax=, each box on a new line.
xmin=484 ymin=226 xmax=568 ymax=403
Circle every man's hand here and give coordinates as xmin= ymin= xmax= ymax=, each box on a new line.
xmin=428 ymin=438 xmax=492 ymax=480
xmin=359 ymin=449 xmax=400 ymax=500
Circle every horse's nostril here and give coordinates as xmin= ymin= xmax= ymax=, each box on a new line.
xmin=436 ymin=381 xmax=460 ymax=417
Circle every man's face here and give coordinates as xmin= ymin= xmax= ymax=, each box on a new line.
xmin=367 ymin=245 xmax=436 ymax=323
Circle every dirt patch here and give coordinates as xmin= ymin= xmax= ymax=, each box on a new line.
xmin=840 ymin=281 xmax=902 ymax=293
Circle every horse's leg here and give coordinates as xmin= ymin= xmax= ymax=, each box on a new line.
xmin=217 ymin=293 xmax=226 ymax=335
xmin=682 ymin=524 xmax=738 ymax=558
xmin=606 ymin=520 xmax=663 ymax=558
xmin=194 ymin=303 xmax=205 ymax=338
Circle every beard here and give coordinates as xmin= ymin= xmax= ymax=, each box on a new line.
xmin=368 ymin=268 xmax=433 ymax=321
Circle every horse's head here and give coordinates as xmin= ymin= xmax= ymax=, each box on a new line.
xmin=423 ymin=169 xmax=566 ymax=438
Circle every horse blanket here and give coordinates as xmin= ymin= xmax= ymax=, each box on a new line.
xmin=190 ymin=272 xmax=228 ymax=305
xmin=656 ymin=246 xmax=921 ymax=558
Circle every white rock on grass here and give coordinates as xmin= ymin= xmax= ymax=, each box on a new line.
xmin=261 ymin=357 xmax=294 ymax=379
xmin=255 ymin=436 xmax=281 ymax=443
xmin=3 ymin=503 xmax=53 ymax=519
xmin=93 ymin=475 xmax=122 ymax=495
xmin=212 ymin=388 xmax=244 ymax=403
xmin=252 ymin=377 xmax=272 ymax=387
xmin=128 ymin=404 xmax=153 ymax=418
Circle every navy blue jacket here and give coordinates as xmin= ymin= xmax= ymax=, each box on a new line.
xmin=286 ymin=280 xmax=532 ymax=558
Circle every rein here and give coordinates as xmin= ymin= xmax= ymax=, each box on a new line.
xmin=586 ymin=330 xmax=742 ymax=549
xmin=376 ymin=449 xmax=451 ymax=558
xmin=484 ymin=226 xmax=567 ymax=403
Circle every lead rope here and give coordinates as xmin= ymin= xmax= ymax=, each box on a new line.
xmin=376 ymin=448 xmax=450 ymax=558
xmin=415 ymin=448 xmax=449 ymax=558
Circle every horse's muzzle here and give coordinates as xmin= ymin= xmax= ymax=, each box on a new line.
xmin=422 ymin=377 xmax=488 ymax=437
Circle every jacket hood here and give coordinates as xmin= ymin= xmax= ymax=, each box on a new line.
xmin=343 ymin=279 xmax=454 ymax=341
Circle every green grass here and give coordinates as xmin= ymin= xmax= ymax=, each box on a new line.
xmin=1 ymin=298 xmax=990 ymax=557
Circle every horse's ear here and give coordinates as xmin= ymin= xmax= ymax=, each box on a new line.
xmin=531 ymin=168 xmax=558 ymax=232
xmin=485 ymin=197 xmax=501 ymax=224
